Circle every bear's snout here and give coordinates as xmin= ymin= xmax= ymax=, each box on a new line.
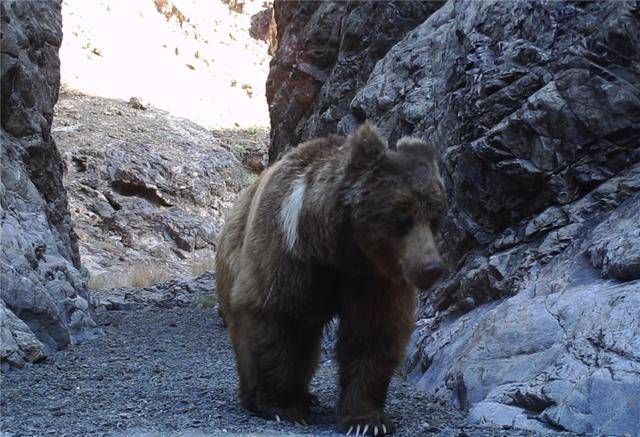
xmin=409 ymin=261 xmax=446 ymax=290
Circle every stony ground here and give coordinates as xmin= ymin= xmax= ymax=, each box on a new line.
xmin=0 ymin=306 xmax=551 ymax=437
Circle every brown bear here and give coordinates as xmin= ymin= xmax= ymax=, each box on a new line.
xmin=216 ymin=122 xmax=447 ymax=436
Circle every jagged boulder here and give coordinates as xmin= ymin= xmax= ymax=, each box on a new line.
xmin=267 ymin=0 xmax=640 ymax=433
xmin=249 ymin=6 xmax=277 ymax=56
xmin=1 ymin=0 xmax=100 ymax=370
xmin=92 ymin=271 xmax=215 ymax=311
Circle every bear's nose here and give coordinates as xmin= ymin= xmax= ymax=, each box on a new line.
xmin=414 ymin=261 xmax=446 ymax=290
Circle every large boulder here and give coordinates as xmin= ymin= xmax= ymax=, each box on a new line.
xmin=1 ymin=0 xmax=100 ymax=370
xmin=267 ymin=0 xmax=640 ymax=434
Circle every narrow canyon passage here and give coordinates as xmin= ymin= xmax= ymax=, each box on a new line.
xmin=1 ymin=306 xmax=538 ymax=436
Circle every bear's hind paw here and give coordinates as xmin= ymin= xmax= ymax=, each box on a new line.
xmin=258 ymin=403 xmax=310 ymax=427
xmin=274 ymin=413 xmax=308 ymax=427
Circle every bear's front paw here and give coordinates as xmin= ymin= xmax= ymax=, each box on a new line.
xmin=339 ymin=414 xmax=395 ymax=436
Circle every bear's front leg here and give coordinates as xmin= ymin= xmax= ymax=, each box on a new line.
xmin=336 ymin=283 xmax=415 ymax=436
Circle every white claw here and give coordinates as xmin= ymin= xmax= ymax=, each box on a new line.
xmin=382 ymin=424 xmax=387 ymax=435
xmin=374 ymin=426 xmax=379 ymax=436
xmin=356 ymin=425 xmax=361 ymax=436
xmin=346 ymin=426 xmax=353 ymax=436
xmin=275 ymin=414 xmax=281 ymax=423
xmin=363 ymin=425 xmax=369 ymax=435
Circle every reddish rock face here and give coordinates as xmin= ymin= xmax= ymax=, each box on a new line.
xmin=266 ymin=1 xmax=443 ymax=161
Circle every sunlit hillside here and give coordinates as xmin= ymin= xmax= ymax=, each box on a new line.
xmin=60 ymin=0 xmax=272 ymax=128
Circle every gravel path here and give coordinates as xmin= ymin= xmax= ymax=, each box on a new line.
xmin=2 ymin=307 xmax=541 ymax=436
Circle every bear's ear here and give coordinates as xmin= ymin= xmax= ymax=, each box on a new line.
xmin=348 ymin=122 xmax=387 ymax=168
xmin=396 ymin=136 xmax=436 ymax=161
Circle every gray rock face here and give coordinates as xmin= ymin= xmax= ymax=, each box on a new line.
xmin=1 ymin=0 xmax=100 ymax=370
xmin=408 ymin=187 xmax=640 ymax=435
xmin=268 ymin=0 xmax=640 ymax=434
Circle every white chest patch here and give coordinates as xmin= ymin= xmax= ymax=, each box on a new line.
xmin=279 ymin=177 xmax=306 ymax=251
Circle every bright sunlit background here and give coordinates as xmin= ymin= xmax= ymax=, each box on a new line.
xmin=59 ymin=0 xmax=272 ymax=129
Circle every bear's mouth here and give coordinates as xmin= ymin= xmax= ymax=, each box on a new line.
xmin=405 ymin=261 xmax=446 ymax=290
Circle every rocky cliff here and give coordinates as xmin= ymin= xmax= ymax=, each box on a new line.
xmin=266 ymin=0 xmax=443 ymax=161
xmin=267 ymin=1 xmax=640 ymax=434
xmin=1 ymin=0 xmax=100 ymax=370
xmin=52 ymin=91 xmax=250 ymax=290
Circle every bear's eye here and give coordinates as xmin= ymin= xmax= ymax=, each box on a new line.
xmin=395 ymin=213 xmax=414 ymax=236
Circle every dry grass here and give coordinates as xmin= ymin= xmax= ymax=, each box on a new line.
xmin=87 ymin=255 xmax=217 ymax=291
xmin=129 ymin=263 xmax=173 ymax=288
xmin=87 ymin=262 xmax=173 ymax=290
xmin=190 ymin=255 xmax=216 ymax=277
xmin=215 ymin=126 xmax=269 ymax=159
xmin=198 ymin=293 xmax=217 ymax=309
xmin=87 ymin=271 xmax=130 ymax=290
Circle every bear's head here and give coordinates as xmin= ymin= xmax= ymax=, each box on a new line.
xmin=344 ymin=122 xmax=447 ymax=291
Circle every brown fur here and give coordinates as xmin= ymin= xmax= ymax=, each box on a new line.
xmin=216 ymin=123 xmax=446 ymax=435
